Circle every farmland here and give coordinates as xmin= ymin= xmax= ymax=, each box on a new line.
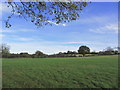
xmin=2 ymin=55 xmax=118 ymax=88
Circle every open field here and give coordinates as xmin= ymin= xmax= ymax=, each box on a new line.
xmin=2 ymin=55 xmax=118 ymax=88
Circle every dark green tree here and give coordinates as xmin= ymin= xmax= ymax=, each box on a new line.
xmin=34 ymin=50 xmax=46 ymax=58
xmin=5 ymin=0 xmax=89 ymax=28
xmin=20 ymin=52 xmax=31 ymax=58
xmin=78 ymin=46 xmax=90 ymax=56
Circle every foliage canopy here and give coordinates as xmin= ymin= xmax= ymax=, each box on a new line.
xmin=5 ymin=1 xmax=89 ymax=28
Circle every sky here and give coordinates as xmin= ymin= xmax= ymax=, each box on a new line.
xmin=0 ymin=2 xmax=118 ymax=54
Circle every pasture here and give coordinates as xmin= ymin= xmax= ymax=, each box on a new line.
xmin=2 ymin=55 xmax=118 ymax=88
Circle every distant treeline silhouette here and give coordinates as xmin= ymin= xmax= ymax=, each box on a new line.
xmin=0 ymin=44 xmax=119 ymax=58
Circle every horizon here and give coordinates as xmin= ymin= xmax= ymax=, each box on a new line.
xmin=5 ymin=45 xmax=119 ymax=55
xmin=1 ymin=2 xmax=118 ymax=54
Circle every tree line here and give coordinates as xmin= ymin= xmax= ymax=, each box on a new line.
xmin=0 ymin=44 xmax=119 ymax=58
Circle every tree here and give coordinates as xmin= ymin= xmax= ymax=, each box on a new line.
xmin=20 ymin=52 xmax=31 ymax=58
xmin=5 ymin=1 xmax=89 ymax=28
xmin=114 ymin=50 xmax=118 ymax=54
xmin=104 ymin=47 xmax=114 ymax=52
xmin=103 ymin=47 xmax=114 ymax=55
xmin=0 ymin=44 xmax=10 ymax=58
xmin=78 ymin=46 xmax=90 ymax=56
xmin=91 ymin=50 xmax=98 ymax=54
xmin=67 ymin=51 xmax=73 ymax=54
xmin=34 ymin=50 xmax=46 ymax=58
xmin=98 ymin=47 xmax=119 ymax=55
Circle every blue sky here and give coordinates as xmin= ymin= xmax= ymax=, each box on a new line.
xmin=0 ymin=2 xmax=118 ymax=54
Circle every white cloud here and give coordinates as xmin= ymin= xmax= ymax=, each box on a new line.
xmin=17 ymin=38 xmax=33 ymax=41
xmin=0 ymin=34 xmax=5 ymax=37
xmin=64 ymin=41 xmax=116 ymax=46
xmin=0 ymin=28 xmax=35 ymax=33
xmin=2 ymin=33 xmax=34 ymax=41
xmin=65 ymin=41 xmax=88 ymax=44
xmin=105 ymin=24 xmax=118 ymax=31
xmin=62 ymin=24 xmax=67 ymax=26
xmin=89 ymin=23 xmax=118 ymax=34
xmin=17 ymin=29 xmax=34 ymax=32
xmin=0 ymin=30 xmax=14 ymax=33
xmin=48 ymin=21 xmax=58 ymax=26
xmin=48 ymin=21 xmax=67 ymax=26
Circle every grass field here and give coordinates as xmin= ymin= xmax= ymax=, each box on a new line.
xmin=2 ymin=55 xmax=118 ymax=88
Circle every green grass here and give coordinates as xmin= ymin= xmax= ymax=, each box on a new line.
xmin=2 ymin=55 xmax=118 ymax=88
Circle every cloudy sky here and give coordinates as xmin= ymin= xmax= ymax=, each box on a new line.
xmin=0 ymin=2 xmax=118 ymax=54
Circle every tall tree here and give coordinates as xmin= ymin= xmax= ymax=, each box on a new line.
xmin=0 ymin=44 xmax=10 ymax=58
xmin=5 ymin=0 xmax=89 ymax=28
xmin=78 ymin=46 xmax=90 ymax=56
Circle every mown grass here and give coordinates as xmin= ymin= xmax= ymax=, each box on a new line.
xmin=2 ymin=55 xmax=118 ymax=88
